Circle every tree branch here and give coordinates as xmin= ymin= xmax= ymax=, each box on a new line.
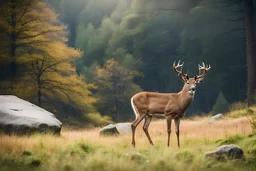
xmin=18 ymin=30 xmax=56 ymax=39
xmin=16 ymin=0 xmax=34 ymax=23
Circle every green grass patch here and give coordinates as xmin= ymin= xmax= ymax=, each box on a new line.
xmin=175 ymin=150 xmax=195 ymax=163
xmin=216 ymin=135 xmax=243 ymax=145
xmin=227 ymin=106 xmax=256 ymax=118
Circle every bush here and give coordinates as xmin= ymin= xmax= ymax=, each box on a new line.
xmin=85 ymin=113 xmax=112 ymax=127
xmin=229 ymin=101 xmax=247 ymax=111
xmin=211 ymin=92 xmax=229 ymax=115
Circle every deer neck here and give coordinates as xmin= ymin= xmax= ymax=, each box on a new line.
xmin=178 ymin=84 xmax=194 ymax=112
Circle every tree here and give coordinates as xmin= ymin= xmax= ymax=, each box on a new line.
xmin=211 ymin=92 xmax=229 ymax=114
xmin=0 ymin=0 xmax=65 ymax=76
xmin=91 ymin=49 xmax=142 ymax=121
xmin=0 ymin=0 xmax=97 ymax=122
xmin=244 ymin=0 xmax=256 ymax=106
xmin=46 ymin=0 xmax=256 ymax=116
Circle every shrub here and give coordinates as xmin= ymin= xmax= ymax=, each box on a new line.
xmin=211 ymin=92 xmax=229 ymax=115
xmin=22 ymin=151 xmax=32 ymax=156
xmin=79 ymin=143 xmax=95 ymax=153
xmin=229 ymin=101 xmax=247 ymax=111
xmin=247 ymin=108 xmax=254 ymax=114
xmin=85 ymin=113 xmax=112 ymax=127
xmin=30 ymin=159 xmax=41 ymax=167
xmin=66 ymin=143 xmax=96 ymax=157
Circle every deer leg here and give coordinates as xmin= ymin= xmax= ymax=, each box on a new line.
xmin=166 ymin=116 xmax=172 ymax=147
xmin=131 ymin=114 xmax=146 ymax=147
xmin=143 ymin=115 xmax=154 ymax=145
xmin=174 ymin=118 xmax=180 ymax=148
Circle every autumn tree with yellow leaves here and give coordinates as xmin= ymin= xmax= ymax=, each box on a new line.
xmin=90 ymin=48 xmax=143 ymax=121
xmin=0 ymin=0 xmax=101 ymax=124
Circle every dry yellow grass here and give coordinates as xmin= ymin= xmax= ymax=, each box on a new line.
xmin=149 ymin=117 xmax=251 ymax=139
xmin=0 ymin=116 xmax=251 ymax=155
xmin=0 ymin=116 xmax=254 ymax=171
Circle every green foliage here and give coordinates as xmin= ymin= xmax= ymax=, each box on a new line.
xmin=227 ymin=106 xmax=256 ymax=118
xmin=22 ymin=151 xmax=33 ymax=156
xmin=79 ymin=143 xmax=96 ymax=154
xmin=66 ymin=0 xmax=248 ymax=118
xmin=66 ymin=142 xmax=97 ymax=157
xmin=0 ymin=152 xmax=41 ymax=170
xmin=85 ymin=113 xmax=113 ymax=127
xmin=211 ymin=92 xmax=229 ymax=115
xmin=175 ymin=150 xmax=195 ymax=163
xmin=247 ymin=108 xmax=254 ymax=114
xmin=216 ymin=135 xmax=243 ymax=145
xmin=88 ymin=49 xmax=143 ymax=121
xmin=0 ymin=0 xmax=253 ymax=124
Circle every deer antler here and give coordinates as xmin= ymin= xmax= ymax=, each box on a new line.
xmin=173 ymin=60 xmax=188 ymax=79
xmin=196 ymin=62 xmax=211 ymax=79
xmin=173 ymin=60 xmax=183 ymax=73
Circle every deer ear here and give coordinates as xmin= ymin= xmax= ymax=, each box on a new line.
xmin=194 ymin=76 xmax=203 ymax=83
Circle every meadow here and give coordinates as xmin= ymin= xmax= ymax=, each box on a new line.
xmin=1 ymin=109 xmax=256 ymax=171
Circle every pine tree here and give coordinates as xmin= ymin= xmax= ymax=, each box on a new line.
xmin=211 ymin=92 xmax=229 ymax=115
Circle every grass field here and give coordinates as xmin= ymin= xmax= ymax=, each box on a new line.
xmin=1 ymin=115 xmax=256 ymax=171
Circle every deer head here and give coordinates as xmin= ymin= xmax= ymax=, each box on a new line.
xmin=173 ymin=61 xmax=211 ymax=96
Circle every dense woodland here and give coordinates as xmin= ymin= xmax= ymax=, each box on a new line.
xmin=0 ymin=0 xmax=256 ymax=125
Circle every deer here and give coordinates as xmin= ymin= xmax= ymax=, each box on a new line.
xmin=130 ymin=61 xmax=211 ymax=148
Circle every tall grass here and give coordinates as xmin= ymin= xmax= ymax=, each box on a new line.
xmin=0 ymin=116 xmax=255 ymax=171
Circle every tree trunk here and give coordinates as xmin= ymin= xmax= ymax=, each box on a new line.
xmin=245 ymin=0 xmax=256 ymax=106
xmin=10 ymin=40 xmax=16 ymax=76
xmin=10 ymin=1 xmax=17 ymax=76
xmin=37 ymin=79 xmax=42 ymax=107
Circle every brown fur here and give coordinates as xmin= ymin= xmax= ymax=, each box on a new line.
xmin=131 ymin=78 xmax=198 ymax=147
xmin=131 ymin=61 xmax=211 ymax=148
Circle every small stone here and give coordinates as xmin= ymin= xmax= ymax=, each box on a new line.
xmin=205 ymin=144 xmax=244 ymax=160
xmin=99 ymin=124 xmax=119 ymax=136
xmin=208 ymin=113 xmax=223 ymax=123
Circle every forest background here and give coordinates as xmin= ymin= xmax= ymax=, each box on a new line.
xmin=0 ymin=0 xmax=255 ymax=127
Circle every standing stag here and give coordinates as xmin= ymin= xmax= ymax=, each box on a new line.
xmin=131 ymin=61 xmax=211 ymax=147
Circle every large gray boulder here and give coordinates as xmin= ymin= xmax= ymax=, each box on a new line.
xmin=0 ymin=95 xmax=62 ymax=135
xmin=205 ymin=144 xmax=244 ymax=160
